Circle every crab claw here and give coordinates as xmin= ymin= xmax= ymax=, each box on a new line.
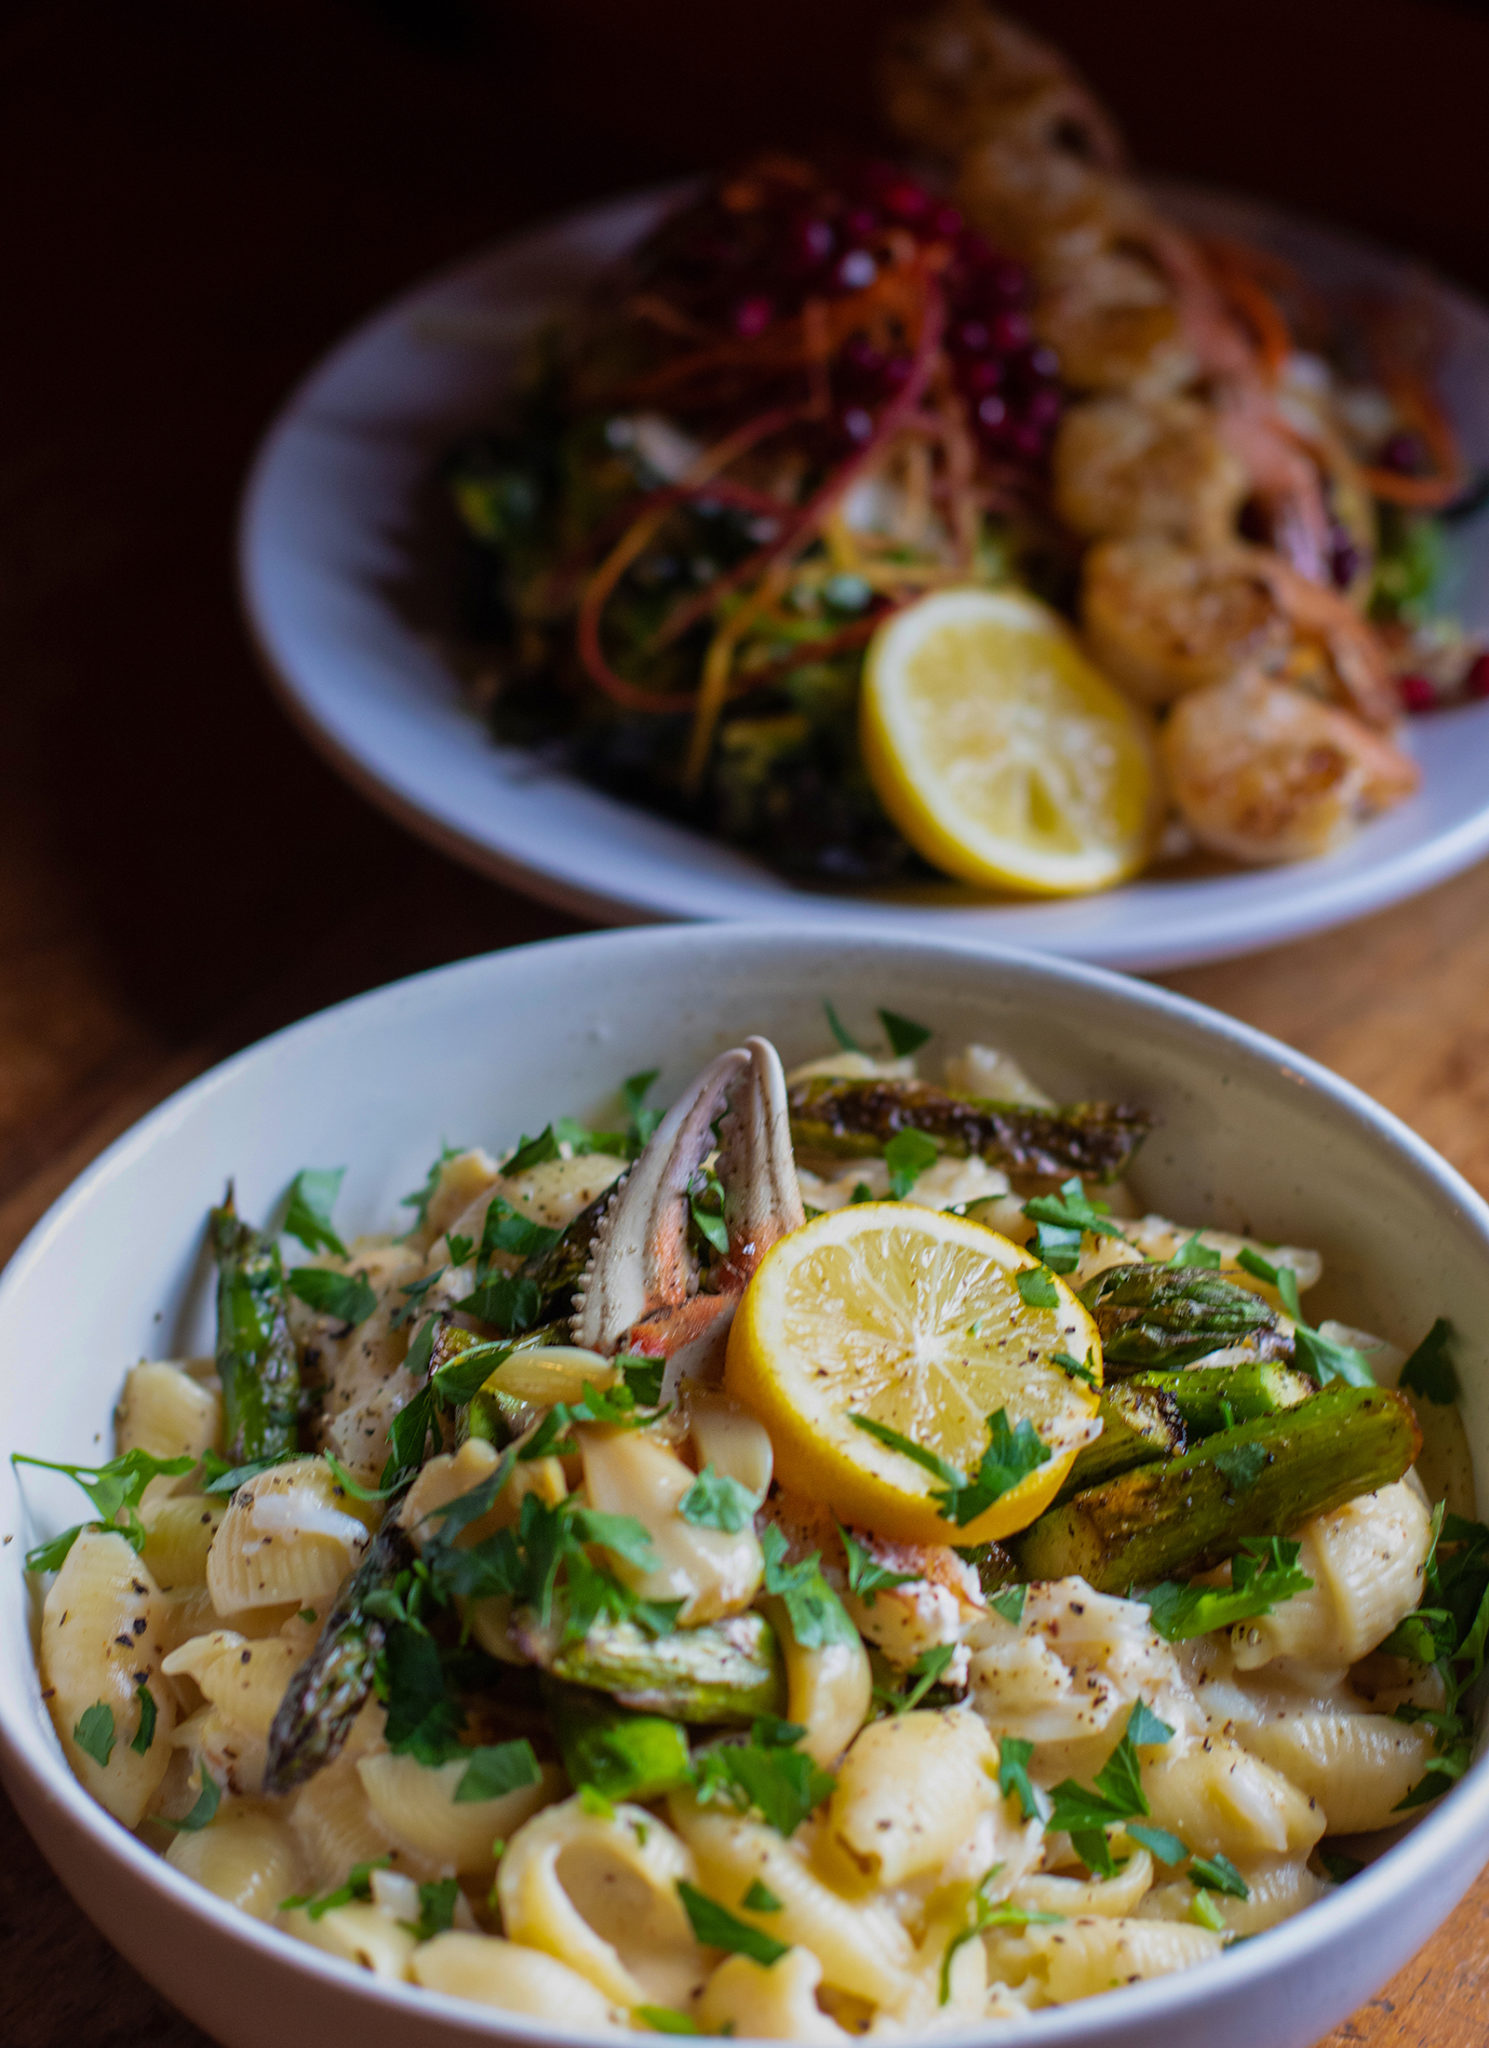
xmin=570 ymin=1036 xmax=804 ymax=1386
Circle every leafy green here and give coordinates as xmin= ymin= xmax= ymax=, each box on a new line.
xmin=618 ymin=1353 xmax=666 ymax=1406
xmin=1145 ymin=1537 xmax=1313 ymax=1642
xmin=1046 ymin=1702 xmax=1173 ymax=1877
xmin=73 ymin=1702 xmax=115 ymax=1767
xmin=997 ymin=1736 xmax=1051 ymax=1823
xmin=1169 ymin=1233 xmax=1222 ymax=1270
xmin=899 ymin=1643 xmax=957 ymax=1712
xmin=455 ymin=1740 xmax=541 ymax=1804
xmin=1190 ymin=1852 xmax=1249 ymax=1897
xmin=689 ymin=1167 xmax=730 ymax=1256
xmin=578 ymin=1784 xmax=615 ymax=1818
xmin=1212 ymin=1441 xmax=1269 ymax=1491
xmin=934 ymin=1411 xmax=1050 ymax=1528
xmin=1384 ymin=1509 xmax=1489 ymax=1809
xmin=1023 ymin=1179 xmax=1127 ymax=1275
xmin=838 ymin=1523 xmax=916 ymax=1605
xmin=380 ymin=1383 xmax=441 ymax=1492
xmin=283 ymin=1855 xmax=389 ymax=1920
xmin=679 ymin=1467 xmax=760 ymax=1534
xmin=287 ymin=1267 xmax=377 ymax=1326
xmin=989 ymin=1583 xmax=1028 ymax=1627
xmin=637 ymin=2008 xmax=701 ymax=2035
xmin=1016 ymin=1267 xmax=1060 ymax=1311
xmin=131 ymin=1681 xmax=157 ymax=1757
xmin=849 ymin=1413 xmax=960 ymax=1485
xmin=460 ymin=1273 xmax=542 ymax=1334
xmin=282 ymin=1168 xmax=348 ymax=1256
xmin=1320 ymin=1850 xmax=1363 ymax=1883
xmin=1235 ymin=1249 xmax=1376 ymax=1386
xmin=939 ymin=1863 xmax=1063 ymax=2002
xmin=1400 ymin=1318 xmax=1459 ymax=1405
xmin=884 ymin=1127 xmax=938 ymax=1199
xmin=446 ymin=1233 xmax=474 ymax=1268
xmin=1051 ymin=1348 xmax=1099 ymax=1388
xmin=759 ymin=1524 xmax=858 ymax=1650
xmin=407 ymin=1877 xmax=459 ymax=1940
xmin=479 ymin=1195 xmax=562 ymax=1267
xmin=693 ymin=1724 xmax=834 ymax=1835
xmin=430 ymin=1338 xmax=514 ymax=1408
xmin=390 ymin=1271 xmax=447 ymax=1331
xmin=823 ymin=1001 xmax=861 ymax=1054
xmin=1190 ymin=1888 xmax=1226 ymax=1931
xmin=879 ymin=1009 xmax=932 ymax=1058
xmin=157 ymin=1767 xmax=222 ymax=1833
xmin=381 ymin=1623 xmax=467 ymax=1765
xmin=743 ymin=1880 xmax=783 ymax=1913
xmin=622 ymin=1070 xmax=663 ymax=1152
xmin=14 ymin=1447 xmax=196 ymax=1570
xmin=199 ymin=1449 xmax=297 ymax=1497
xmin=1126 ymin=1823 xmax=1187 ymax=1865
xmin=677 ymin=1882 xmax=788 ymax=1966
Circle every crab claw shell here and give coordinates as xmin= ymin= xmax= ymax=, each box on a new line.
xmin=570 ymin=1036 xmax=804 ymax=1385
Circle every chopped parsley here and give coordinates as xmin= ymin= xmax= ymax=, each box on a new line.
xmin=636 ymin=2009 xmax=701 ymax=2035
xmin=157 ymin=1767 xmax=222 ymax=1834
xmin=742 ymin=1880 xmax=783 ymax=1913
xmin=617 ymin=1353 xmax=666 ymax=1407
xmin=884 ymin=1127 xmax=938 ymax=1199
xmin=823 ymin=1001 xmax=861 ymax=1054
xmin=622 ymin=1070 xmax=663 ymax=1152
xmin=679 ymin=1467 xmax=760 ymax=1534
xmin=677 ymin=1882 xmax=788 ymax=1967
xmin=837 ymin=1523 xmax=916 ymax=1605
xmin=1169 ymin=1232 xmax=1222 ymax=1269
xmin=940 ymin=1863 xmax=1063 ymax=2003
xmin=759 ymin=1525 xmax=857 ymax=1650
xmin=996 ymin=1736 xmax=1051 ymax=1823
xmin=1235 ymin=1248 xmax=1376 ymax=1386
xmin=1051 ymin=1348 xmax=1099 ymax=1388
xmin=1045 ymin=1702 xmax=1174 ymax=1879
xmin=13 ymin=1447 xmax=195 ymax=1570
xmin=455 ymin=1740 xmax=541 ymax=1804
xmin=693 ymin=1721 xmax=834 ymax=1835
xmin=283 ymin=1855 xmax=390 ymax=1920
xmin=1145 ymin=1537 xmax=1313 ymax=1642
xmin=406 ymin=1877 xmax=459 ymax=1940
xmin=390 ymin=1270 xmax=447 ymax=1331
xmin=1211 ymin=1441 xmax=1269 ymax=1492
xmin=989 ymin=1582 xmax=1028 ymax=1627
xmin=478 ymin=1195 xmax=561 ymax=1266
xmin=459 ymin=1272 xmax=542 ymax=1334
xmin=73 ymin=1701 xmax=115 ymax=1767
xmin=131 ymin=1681 xmax=157 ymax=1756
xmin=1015 ymin=1266 xmax=1060 ymax=1311
xmin=879 ymin=1008 xmax=933 ymax=1058
xmin=286 ymin=1267 xmax=377 ymax=1327
xmin=282 ymin=1167 xmax=348 ymax=1256
xmin=688 ymin=1167 xmax=730 ymax=1256
xmin=849 ymin=1409 xmax=1048 ymax=1527
xmin=1022 ymin=1179 xmax=1127 ymax=1274
xmin=578 ymin=1784 xmax=616 ymax=1818
xmin=1189 ymin=1852 xmax=1249 ymax=1898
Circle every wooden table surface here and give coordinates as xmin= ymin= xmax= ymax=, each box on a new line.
xmin=5 ymin=0 xmax=1489 ymax=2038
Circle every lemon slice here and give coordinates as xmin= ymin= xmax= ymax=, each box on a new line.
xmin=724 ymin=1203 xmax=1102 ymax=1545
xmin=860 ymin=587 xmax=1158 ymax=895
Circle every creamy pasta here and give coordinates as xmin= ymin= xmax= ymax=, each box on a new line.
xmin=19 ymin=1019 xmax=1480 ymax=2037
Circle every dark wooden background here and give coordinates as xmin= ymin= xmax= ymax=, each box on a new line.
xmin=5 ymin=1 xmax=1489 ymax=2039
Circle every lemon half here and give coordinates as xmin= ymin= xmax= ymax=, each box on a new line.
xmin=861 ymin=587 xmax=1158 ymax=895
xmin=725 ymin=1203 xmax=1102 ymax=1546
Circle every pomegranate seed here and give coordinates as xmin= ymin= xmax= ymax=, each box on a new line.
xmin=833 ymin=248 xmax=878 ymax=292
xmin=1464 ymin=652 xmax=1489 ymax=699
xmin=961 ymin=359 xmax=1005 ymax=397
xmin=1399 ymin=673 xmax=1439 ymax=714
xmin=989 ymin=308 xmax=1033 ymax=351
xmin=731 ymin=295 xmax=774 ymax=338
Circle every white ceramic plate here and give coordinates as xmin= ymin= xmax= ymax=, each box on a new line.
xmin=238 ymin=186 xmax=1489 ymax=972
xmin=1 ymin=925 xmax=1487 ymax=2048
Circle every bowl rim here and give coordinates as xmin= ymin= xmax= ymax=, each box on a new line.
xmin=1 ymin=919 xmax=1486 ymax=2046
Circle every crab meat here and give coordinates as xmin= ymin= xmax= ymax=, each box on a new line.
xmin=570 ymin=1036 xmax=804 ymax=1386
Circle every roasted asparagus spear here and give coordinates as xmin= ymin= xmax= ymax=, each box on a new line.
xmin=512 ymin=1608 xmax=786 ymax=1723
xmin=1015 ymin=1386 xmax=1420 ymax=1592
xmin=262 ymin=1514 xmax=416 ymax=1793
xmin=1057 ymin=1384 xmax=1187 ymax=1500
xmin=209 ymin=1191 xmax=301 ymax=1464
xmin=1124 ymin=1360 xmax=1315 ymax=1432
xmin=542 ymin=1678 xmax=693 ymax=1800
xmin=1083 ymin=1261 xmax=1285 ymax=1370
xmin=786 ymin=1077 xmax=1150 ymax=1182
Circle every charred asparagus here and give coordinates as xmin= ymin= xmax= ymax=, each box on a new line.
xmin=1083 ymin=1261 xmax=1285 ymax=1370
xmin=786 ymin=1077 xmax=1150 ymax=1183
xmin=209 ymin=1191 xmax=300 ymax=1464
xmin=513 ymin=1608 xmax=786 ymax=1723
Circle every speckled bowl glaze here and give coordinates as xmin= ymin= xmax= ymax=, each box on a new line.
xmin=0 ymin=924 xmax=1484 ymax=2048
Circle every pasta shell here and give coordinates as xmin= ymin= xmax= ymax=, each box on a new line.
xmin=166 ymin=1809 xmax=302 ymax=1920
xmin=116 ymin=1362 xmax=221 ymax=1464
xmin=206 ymin=1456 xmax=373 ymax=1613
xmin=357 ymin=1751 xmax=561 ymax=1874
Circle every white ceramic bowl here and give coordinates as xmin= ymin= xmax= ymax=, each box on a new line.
xmin=0 ymin=924 xmax=1485 ymax=2048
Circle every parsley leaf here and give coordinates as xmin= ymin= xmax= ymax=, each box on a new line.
xmin=939 ymin=1863 xmax=1063 ymax=2003
xmin=679 ymin=1467 xmax=760 ymax=1534
xmin=1293 ymin=1324 xmax=1377 ymax=1387
xmin=618 ymin=1354 xmax=666 ymax=1407
xmin=1015 ymin=1267 xmax=1060 ymax=1311
xmin=455 ymin=1740 xmax=541 ymax=1804
xmin=390 ymin=1271 xmax=446 ymax=1331
xmin=989 ymin=1582 xmax=1028 ymax=1626
xmin=287 ymin=1267 xmax=377 ymax=1326
xmin=478 ymin=1195 xmax=561 ymax=1267
xmin=878 ymin=1008 xmax=932 ymax=1058
xmin=14 ymin=1447 xmax=196 ymax=1568
xmin=131 ymin=1681 xmax=157 ymax=1757
xmin=407 ymin=1877 xmax=459 ymax=1940
xmin=199 ymin=1449 xmax=297 ymax=1497
xmin=1046 ymin=1703 xmax=1173 ymax=1874
xmin=1320 ymin=1851 xmax=1363 ymax=1883
xmin=1212 ymin=1441 xmax=1269 ymax=1491
xmin=460 ymin=1273 xmax=542 ymax=1334
xmin=1051 ymin=1348 xmax=1099 ymax=1388
xmin=759 ymin=1525 xmax=857 ymax=1649
xmin=693 ymin=1729 xmax=835 ymax=1835
xmin=157 ymin=1767 xmax=221 ymax=1833
xmin=743 ymin=1879 xmax=783 ymax=1912
xmin=1023 ymin=1179 xmax=1127 ymax=1275
xmin=837 ymin=1523 xmax=916 ymax=1605
xmin=1190 ymin=1852 xmax=1249 ymax=1897
xmin=445 ymin=1233 xmax=474 ymax=1268
xmin=849 ymin=1413 xmax=961 ymax=1486
xmin=1170 ymin=1232 xmax=1222 ymax=1269
xmin=997 ymin=1735 xmax=1051 ymax=1823
xmin=380 ymin=1383 xmax=441 ymax=1492
xmin=636 ymin=2008 xmax=701 ymax=2035
xmin=503 ymin=1127 xmax=562 ymax=1174
xmin=688 ymin=1167 xmax=730 ymax=1256
xmin=622 ymin=1070 xmax=663 ymax=1152
xmin=898 ymin=1643 xmax=957 ymax=1712
xmin=1145 ymin=1536 xmax=1313 ymax=1641
xmin=823 ymin=1001 xmax=861 ymax=1054
xmin=933 ymin=1410 xmax=1050 ymax=1528
xmin=1235 ymin=1246 xmax=1302 ymax=1318
xmin=1400 ymin=1318 xmax=1459 ymax=1405
xmin=884 ymin=1127 xmax=939 ymax=1199
xmin=677 ymin=1882 xmax=788 ymax=1966
xmin=282 ymin=1168 xmax=347 ymax=1256
xmin=73 ymin=1701 xmax=115 ymax=1767
xmin=430 ymin=1337 xmax=514 ymax=1408
xmin=380 ymin=1622 xmax=466 ymax=1765
xmin=282 ymin=1855 xmax=389 ymax=1920
xmin=1127 ymin=1822 xmax=1187 ymax=1865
